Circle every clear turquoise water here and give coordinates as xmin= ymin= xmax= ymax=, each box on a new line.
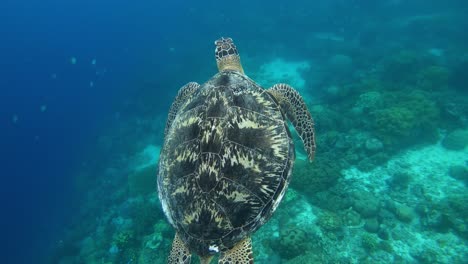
xmin=1 ymin=1 xmax=467 ymax=263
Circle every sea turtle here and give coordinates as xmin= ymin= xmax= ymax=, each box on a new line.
xmin=158 ymin=37 xmax=316 ymax=264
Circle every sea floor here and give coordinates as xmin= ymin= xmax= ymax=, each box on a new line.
xmin=53 ymin=138 xmax=467 ymax=264
xmin=53 ymin=52 xmax=468 ymax=263
xmin=253 ymin=142 xmax=467 ymax=263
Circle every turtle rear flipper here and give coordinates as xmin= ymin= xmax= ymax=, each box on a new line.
xmin=219 ymin=237 xmax=254 ymax=264
xmin=267 ymin=84 xmax=316 ymax=161
xmin=168 ymin=232 xmax=192 ymax=264
xmin=164 ymin=82 xmax=200 ymax=137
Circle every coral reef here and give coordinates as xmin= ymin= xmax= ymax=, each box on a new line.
xmin=290 ymin=157 xmax=342 ymax=197
xmin=382 ymin=50 xmax=424 ymax=85
xmin=369 ymin=90 xmax=440 ymax=147
xmin=288 ymin=252 xmax=323 ymax=264
xmin=277 ymin=226 xmax=309 ymax=259
xmin=317 ymin=211 xmax=343 ymax=232
xmin=50 ymin=6 xmax=468 ymax=263
xmin=113 ymin=230 xmax=135 ymax=250
xmin=361 ymin=233 xmax=379 ymax=253
xmin=389 ymin=202 xmax=416 ymax=223
xmin=364 ymin=218 xmax=380 ymax=233
xmin=448 ymin=165 xmax=468 ymax=185
xmin=442 ymin=129 xmax=468 ymax=150
xmin=417 ymin=65 xmax=450 ymax=91
xmin=352 ymin=191 xmax=381 ymax=218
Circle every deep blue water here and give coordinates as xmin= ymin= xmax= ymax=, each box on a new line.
xmin=1 ymin=1 xmax=150 ymax=262
xmin=1 ymin=1 xmax=467 ymax=263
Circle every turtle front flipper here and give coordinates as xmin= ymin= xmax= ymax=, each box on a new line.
xmin=168 ymin=232 xmax=192 ymax=264
xmin=164 ymin=82 xmax=200 ymax=137
xmin=267 ymin=84 xmax=316 ymax=161
xmin=218 ymin=237 xmax=254 ymax=264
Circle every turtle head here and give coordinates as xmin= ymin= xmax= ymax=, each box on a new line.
xmin=214 ymin=37 xmax=244 ymax=74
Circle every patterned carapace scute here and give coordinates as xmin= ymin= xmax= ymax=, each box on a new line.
xmin=158 ymin=71 xmax=295 ymax=256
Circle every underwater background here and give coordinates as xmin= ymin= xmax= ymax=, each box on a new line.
xmin=1 ymin=0 xmax=467 ymax=263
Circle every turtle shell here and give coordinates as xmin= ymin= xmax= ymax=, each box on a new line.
xmin=158 ymin=71 xmax=295 ymax=256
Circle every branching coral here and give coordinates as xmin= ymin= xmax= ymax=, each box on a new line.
xmin=113 ymin=230 xmax=136 ymax=250
xmin=361 ymin=233 xmax=379 ymax=253
xmin=278 ymin=226 xmax=309 ymax=259
xmin=369 ymin=90 xmax=440 ymax=146
xmin=317 ymin=211 xmax=343 ymax=232
xmin=291 ymin=158 xmax=342 ymax=196
xmin=373 ymin=106 xmax=416 ymax=137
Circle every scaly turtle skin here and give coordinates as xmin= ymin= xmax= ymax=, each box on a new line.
xmin=158 ymin=37 xmax=316 ymax=264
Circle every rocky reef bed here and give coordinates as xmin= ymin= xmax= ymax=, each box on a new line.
xmin=52 ymin=139 xmax=467 ymax=263
xmin=50 ymin=18 xmax=468 ymax=264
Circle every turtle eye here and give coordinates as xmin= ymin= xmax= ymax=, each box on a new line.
xmin=225 ymin=38 xmax=233 ymax=43
xmin=215 ymin=39 xmax=223 ymax=46
xmin=222 ymin=43 xmax=230 ymax=50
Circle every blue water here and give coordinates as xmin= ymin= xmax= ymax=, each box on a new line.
xmin=1 ymin=1 xmax=467 ymax=263
xmin=1 ymin=1 xmax=145 ymax=262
